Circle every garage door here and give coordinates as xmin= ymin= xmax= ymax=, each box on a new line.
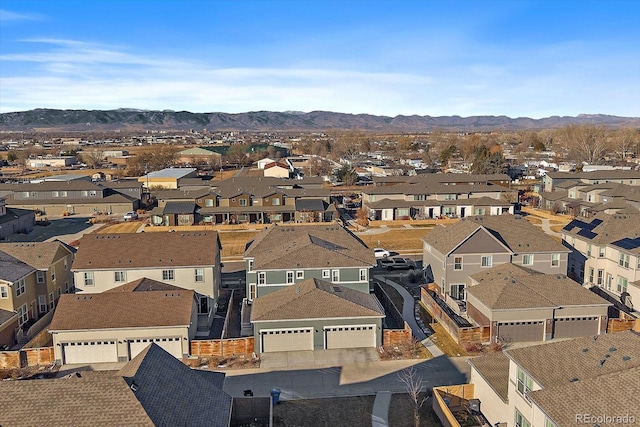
xmin=554 ymin=317 xmax=599 ymax=339
xmin=497 ymin=321 xmax=544 ymax=342
xmin=260 ymin=328 xmax=313 ymax=353
xmin=63 ymin=341 xmax=117 ymax=364
xmin=129 ymin=337 xmax=183 ymax=359
xmin=325 ymin=325 xmax=376 ymax=349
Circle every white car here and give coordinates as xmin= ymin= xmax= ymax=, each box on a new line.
xmin=374 ymin=248 xmax=390 ymax=259
xmin=123 ymin=211 xmax=138 ymax=221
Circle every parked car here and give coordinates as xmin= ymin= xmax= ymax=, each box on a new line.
xmin=374 ymin=248 xmax=390 ymax=259
xmin=379 ymin=257 xmax=416 ymax=271
xmin=123 ymin=211 xmax=138 ymax=221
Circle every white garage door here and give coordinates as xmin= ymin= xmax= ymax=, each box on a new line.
xmin=129 ymin=337 xmax=183 ymax=359
xmin=261 ymin=328 xmax=313 ymax=353
xmin=63 ymin=341 xmax=117 ymax=364
xmin=325 ymin=325 xmax=376 ymax=349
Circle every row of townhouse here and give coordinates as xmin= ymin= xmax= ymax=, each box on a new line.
xmin=149 ymin=176 xmax=336 ymax=226
xmin=562 ymin=212 xmax=640 ymax=313
xmin=540 ymin=180 xmax=640 ymax=216
xmin=420 ymin=214 xmax=613 ymax=343
xmin=0 ymin=241 xmax=75 ymax=349
xmin=362 ymin=173 xmax=516 ymax=220
xmin=542 ymin=169 xmax=640 ymax=193
xmin=0 ymin=174 xmax=142 ymax=216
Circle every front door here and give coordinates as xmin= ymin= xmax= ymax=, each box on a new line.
xmin=199 ymin=296 xmax=209 ymax=314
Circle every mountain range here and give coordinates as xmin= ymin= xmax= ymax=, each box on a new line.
xmin=0 ymin=108 xmax=638 ymax=132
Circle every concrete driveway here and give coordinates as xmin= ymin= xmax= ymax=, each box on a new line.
xmin=260 ymin=348 xmax=379 ymax=369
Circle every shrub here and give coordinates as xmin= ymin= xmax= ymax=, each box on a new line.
xmin=463 ymin=342 xmax=484 ymax=353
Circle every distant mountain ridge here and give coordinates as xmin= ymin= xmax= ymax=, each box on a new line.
xmin=0 ymin=108 xmax=638 ymax=132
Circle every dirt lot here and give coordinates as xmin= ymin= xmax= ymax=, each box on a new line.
xmin=95 ymin=221 xmax=143 ymax=234
xmin=358 ymin=227 xmax=432 ymax=252
xmin=219 ymin=230 xmax=259 ymax=258
xmin=273 ymin=394 xmax=441 ymax=427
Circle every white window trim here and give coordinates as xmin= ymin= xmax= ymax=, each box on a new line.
xmin=84 ymin=272 xmax=94 ymax=287
xmin=331 ymin=269 xmax=340 ymax=282
xmin=0 ymin=285 xmax=8 ymax=299
xmin=551 ymin=253 xmax=560 ymax=267
xmin=522 ymin=254 xmax=534 ymax=266
xmin=257 ymin=272 xmax=266 ymax=285
xmin=162 ymin=269 xmax=175 ymax=281
xmin=37 ymin=271 xmax=45 ymax=283
xmin=453 ymin=256 xmax=463 ymax=271
xmin=322 ymin=270 xmax=330 ymax=279
xmin=286 ymin=271 xmax=295 ymax=284
xmin=481 ymin=255 xmax=493 ymax=268
xmin=296 ymin=270 xmax=304 ymax=280
xmin=247 ymin=259 xmax=254 ymax=272
xmin=359 ymin=269 xmax=367 ymax=282
xmin=16 ymin=278 xmax=26 ymax=297
xmin=114 ymin=271 xmax=127 ymax=282
xmin=195 ymin=268 xmax=205 ymax=282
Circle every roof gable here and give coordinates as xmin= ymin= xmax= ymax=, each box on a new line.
xmin=451 ymin=226 xmax=512 ymax=256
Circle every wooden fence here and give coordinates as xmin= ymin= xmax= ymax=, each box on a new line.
xmin=383 ymin=322 xmax=412 ymax=346
xmin=432 ymin=384 xmax=475 ymax=427
xmin=607 ymin=318 xmax=640 ymax=333
xmin=0 ymin=347 xmax=55 ymax=369
xmin=190 ymin=337 xmax=255 ymax=357
xmin=369 ymin=218 xmax=459 ymax=227
xmin=421 ymin=288 xmax=490 ymax=345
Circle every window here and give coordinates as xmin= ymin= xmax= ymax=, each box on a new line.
xmin=272 ymin=197 xmax=280 ymax=206
xmin=84 ymin=272 xmax=94 ymax=286
xmin=617 ymin=276 xmax=628 ymax=293
xmin=444 ymin=194 xmax=456 ymax=201
xmin=606 ymin=273 xmax=613 ymax=290
xmin=474 ymin=208 xmax=486 ymax=215
xmin=16 ymin=278 xmax=26 ymax=297
xmin=17 ymin=304 xmax=28 ymax=326
xmin=579 ymin=263 xmax=584 ymax=279
xmin=286 ymin=271 xmax=294 ymax=284
xmin=114 ymin=271 xmax=127 ymax=282
xmin=551 ymin=253 xmax=560 ymax=267
xmin=89 ymin=190 xmax=97 ymax=196
xmin=586 ymin=244 xmax=592 ymax=257
xmin=522 ymin=254 xmax=534 ymax=266
xmin=0 ymin=285 xmax=8 ymax=299
xmin=258 ymin=272 xmax=266 ymax=285
xmin=322 ymin=270 xmax=330 ymax=279
xmin=597 ymin=269 xmax=604 ymax=286
xmin=162 ymin=270 xmax=175 ymax=281
xmin=239 ymin=198 xmax=247 ymax=206
xmin=51 ymin=269 xmax=55 ymax=282
xmin=64 ymin=282 xmax=69 ymax=293
xmin=249 ymin=283 xmax=257 ymax=300
xmin=481 ymin=256 xmax=492 ymax=267
xmin=37 ymin=271 xmax=45 ymax=283
xmin=49 ymin=292 xmax=55 ymax=310
xmin=515 ymin=409 xmax=531 ymax=427
xmin=64 ymin=259 xmax=68 ymax=270
xmin=619 ymin=253 xmax=630 ymax=268
xmin=247 ymin=260 xmax=254 ymax=272
xmin=195 ymin=268 xmax=205 ymax=282
xmin=332 ymin=269 xmax=340 ymax=282
xmin=296 ymin=271 xmax=304 ymax=280
xmin=516 ymin=368 xmax=533 ymax=396
xmin=205 ymin=199 xmax=214 ymax=207
xmin=450 ymin=284 xmax=465 ymax=300
xmin=81 ymin=190 xmax=88 ymax=197
xmin=454 ymin=257 xmax=463 ymax=270
xmin=588 ymin=267 xmax=594 ymax=283
xmin=359 ymin=269 xmax=367 ymax=281
xmin=599 ymin=246 xmax=605 ymax=258
xmin=39 ymin=295 xmax=47 ymax=314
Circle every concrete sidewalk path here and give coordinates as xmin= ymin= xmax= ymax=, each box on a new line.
xmin=371 ymin=391 xmax=392 ymax=427
xmin=540 ymin=218 xmax=562 ymax=238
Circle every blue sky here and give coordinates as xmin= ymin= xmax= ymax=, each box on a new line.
xmin=1 ymin=0 xmax=639 ymax=117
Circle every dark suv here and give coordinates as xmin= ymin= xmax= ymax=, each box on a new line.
xmin=379 ymin=257 xmax=416 ymax=271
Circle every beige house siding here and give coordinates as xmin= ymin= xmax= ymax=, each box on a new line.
xmin=469 ymin=367 xmax=509 ymax=425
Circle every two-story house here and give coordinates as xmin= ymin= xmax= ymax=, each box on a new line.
xmin=0 ymin=196 xmax=35 ymax=240
xmin=0 ymin=175 xmax=139 ymax=215
xmin=243 ymin=224 xmax=377 ymax=300
xmin=0 ymin=241 xmax=75 ymax=347
xmin=422 ymin=215 xmax=569 ymax=312
xmin=467 ymin=331 xmax=640 ymax=427
xmin=562 ymin=212 xmax=640 ymax=315
xmin=71 ymin=232 xmax=221 ymax=335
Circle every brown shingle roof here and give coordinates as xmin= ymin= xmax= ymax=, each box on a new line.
xmin=505 ymin=330 xmax=640 ymax=389
xmin=251 ymin=278 xmax=385 ymax=321
xmin=563 ymin=212 xmax=640 ymax=249
xmin=245 ymin=224 xmax=376 ymax=269
xmin=0 ymin=371 xmax=154 ymax=426
xmin=423 ymin=215 xmax=567 ymax=255
xmin=105 ymin=277 xmax=185 ymax=293
xmin=49 ymin=289 xmax=194 ymax=331
xmin=72 ymin=232 xmax=220 ymax=270
xmin=467 ymin=353 xmax=510 ymax=402
xmin=0 ymin=241 xmax=73 ymax=270
xmin=468 ymin=264 xmax=610 ymax=310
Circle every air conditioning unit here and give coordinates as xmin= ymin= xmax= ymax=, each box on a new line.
xmin=469 ymin=398 xmax=481 ymax=413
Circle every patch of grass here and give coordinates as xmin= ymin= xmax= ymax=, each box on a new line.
xmin=219 ymin=230 xmax=259 ymax=258
xmin=360 ymin=228 xmax=431 ymax=252
xmin=418 ymin=303 xmax=468 ymax=357
xmin=274 ymin=396 xmax=375 ymax=427
xmin=524 ymin=216 xmax=542 ymax=225
xmin=95 ymin=222 xmax=142 ymax=234
xmin=550 ymin=225 xmax=567 ymax=233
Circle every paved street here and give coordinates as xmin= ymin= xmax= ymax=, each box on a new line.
xmin=223 ymin=355 xmax=468 ymax=399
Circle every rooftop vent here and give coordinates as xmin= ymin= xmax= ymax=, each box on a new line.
xmin=623 ymin=355 xmax=631 ymax=361
xmin=609 ymin=347 xmax=617 ymax=352
xmin=331 ymin=286 xmax=342 ymax=293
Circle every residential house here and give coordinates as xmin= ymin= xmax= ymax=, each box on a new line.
xmin=0 ymin=343 xmax=232 ymax=427
xmin=0 ymin=196 xmax=36 ymax=240
xmin=243 ymin=224 xmax=377 ymax=300
xmin=138 ymin=167 xmax=198 ymax=189
xmin=0 ymin=241 xmax=75 ymax=347
xmin=26 ymin=156 xmax=77 ymax=168
xmin=256 ymin=157 xmax=278 ymax=169
xmin=177 ymin=147 xmax=222 ymax=166
xmin=465 ymin=264 xmax=610 ymax=343
xmin=562 ymin=212 xmax=640 ymax=316
xmin=540 ymin=181 xmax=640 ymax=216
xmin=542 ymin=169 xmax=640 ymax=192
xmin=263 ymin=161 xmax=291 ymax=178
xmin=0 ymin=175 xmax=139 ymax=216
xmin=251 ymin=278 xmax=385 ymax=353
xmin=49 ymin=278 xmax=198 ymax=364
xmin=467 ymin=331 xmax=640 ymax=427
xmin=422 ymin=215 xmax=569 ymax=311
xmin=150 ymin=187 xmax=215 ymax=226
xmin=71 ymin=232 xmax=221 ymax=334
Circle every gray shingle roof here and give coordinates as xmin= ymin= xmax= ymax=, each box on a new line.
xmin=163 ymin=200 xmax=196 ymax=214
xmin=0 ymin=250 xmax=35 ymax=282
xmin=118 ymin=343 xmax=232 ymax=427
xmin=251 ymin=278 xmax=385 ymax=321
xmin=245 ymin=224 xmax=376 ymax=270
xmin=295 ymin=198 xmax=329 ymax=211
xmin=563 ymin=212 xmax=640 ymax=251
xmin=467 ymin=353 xmax=510 ymax=402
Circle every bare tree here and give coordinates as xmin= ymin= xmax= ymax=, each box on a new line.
xmin=613 ymin=127 xmax=639 ymax=160
xmin=397 ymin=366 xmax=429 ymax=427
xmin=557 ymin=125 xmax=609 ymax=164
